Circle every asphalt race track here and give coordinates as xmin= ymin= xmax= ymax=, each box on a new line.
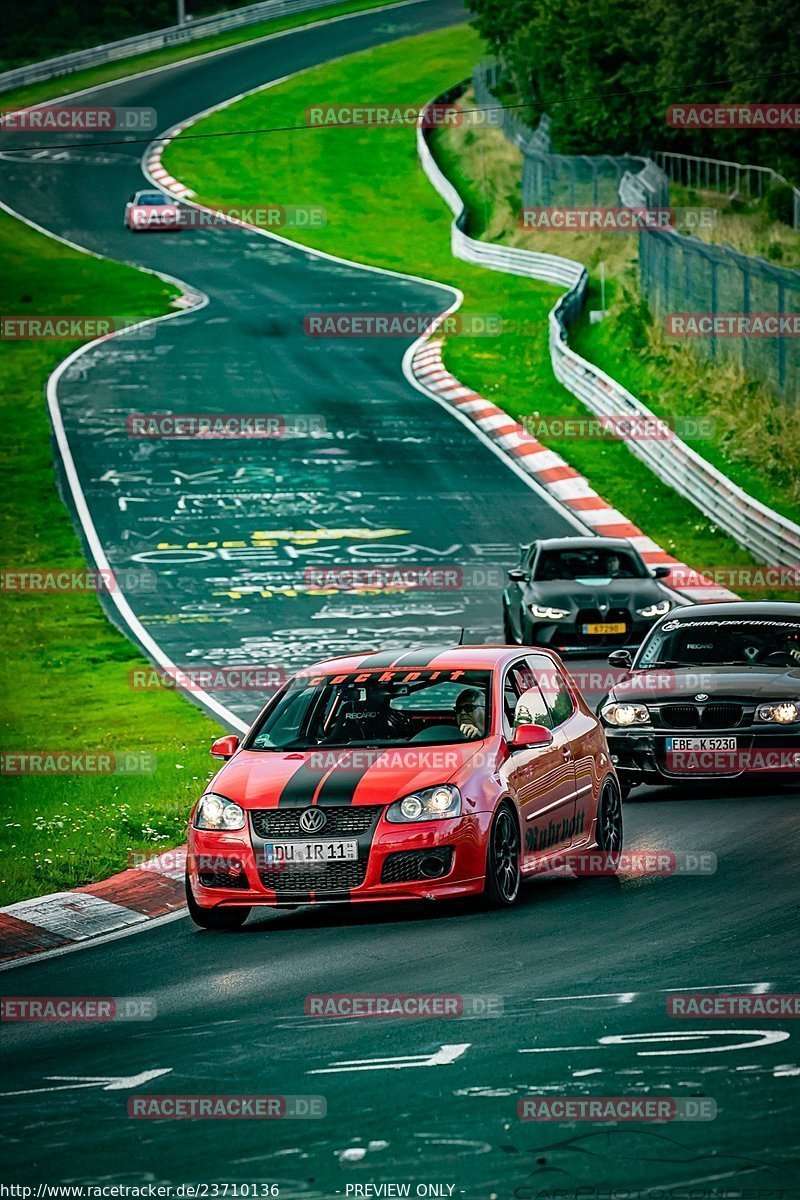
xmin=1 ymin=2 xmax=799 ymax=1195
xmin=0 ymin=0 xmax=578 ymax=730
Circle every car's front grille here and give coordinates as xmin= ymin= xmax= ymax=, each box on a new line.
xmin=380 ymin=848 xmax=454 ymax=885
xmin=660 ymin=704 xmax=698 ymax=728
xmin=251 ymin=805 xmax=382 ymax=839
xmin=259 ymin=861 xmax=367 ymax=893
xmin=702 ymin=704 xmax=743 ymax=728
xmin=660 ymin=703 xmax=743 ymax=729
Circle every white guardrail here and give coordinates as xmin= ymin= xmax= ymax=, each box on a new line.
xmin=656 ymin=151 xmax=800 ymax=232
xmin=0 ymin=0 xmax=347 ymax=93
xmin=417 ymin=90 xmax=800 ymax=567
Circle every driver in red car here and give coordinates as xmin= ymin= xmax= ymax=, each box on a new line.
xmin=455 ymin=688 xmax=486 ymax=739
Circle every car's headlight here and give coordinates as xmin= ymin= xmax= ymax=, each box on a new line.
xmin=756 ymin=701 xmax=799 ymax=725
xmin=637 ymin=600 xmax=672 ymax=618
xmin=194 ymin=792 xmax=246 ymax=830
xmin=529 ymin=604 xmax=569 ymax=620
xmin=385 ymin=784 xmax=461 ymax=823
xmin=601 ymin=702 xmax=651 ymax=727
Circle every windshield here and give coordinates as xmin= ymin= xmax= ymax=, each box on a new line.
xmin=636 ymin=616 xmax=800 ymax=668
xmin=136 ymin=193 xmax=171 ymax=205
xmin=534 ymin=547 xmax=644 ymax=581
xmin=248 ymin=668 xmax=494 ymax=751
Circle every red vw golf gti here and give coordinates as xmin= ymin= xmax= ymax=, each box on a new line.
xmin=186 ymin=645 xmax=622 ymax=929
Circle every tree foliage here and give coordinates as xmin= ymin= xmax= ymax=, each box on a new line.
xmin=1 ymin=0 xmax=248 ymax=69
xmin=469 ymin=0 xmax=800 ymax=179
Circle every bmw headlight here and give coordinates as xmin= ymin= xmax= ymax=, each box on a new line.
xmin=601 ymin=702 xmax=651 ymax=727
xmin=530 ymin=604 xmax=569 ymax=620
xmin=194 ymin=792 xmax=246 ymax=831
xmin=385 ymin=784 xmax=461 ymax=823
xmin=756 ymin=701 xmax=799 ymax=725
xmin=637 ymin=601 xmax=672 ymax=618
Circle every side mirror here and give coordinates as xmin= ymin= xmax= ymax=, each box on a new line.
xmin=508 ymin=568 xmax=530 ymax=583
xmin=211 ymin=735 xmax=240 ymax=760
xmin=511 ymin=723 xmax=553 ymax=749
xmin=652 ymin=565 xmax=671 ymax=579
xmin=607 ymin=649 xmax=633 ymax=669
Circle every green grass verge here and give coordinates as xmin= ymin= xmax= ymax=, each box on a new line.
xmin=1 ymin=0 xmax=399 ymax=111
xmin=0 ymin=211 xmax=222 ymax=903
xmin=163 ymin=24 xmax=798 ymax=601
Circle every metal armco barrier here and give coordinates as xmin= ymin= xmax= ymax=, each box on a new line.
xmin=417 ymin=90 xmax=800 ymax=567
xmin=656 ymin=151 xmax=800 ymax=232
xmin=0 ymin=0 xmax=348 ymax=93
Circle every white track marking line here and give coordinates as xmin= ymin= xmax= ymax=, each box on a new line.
xmin=530 ymin=984 xmax=775 ymax=1001
xmin=519 ymin=1045 xmax=599 ymax=1054
xmin=531 ymin=991 xmax=640 ymax=1003
xmin=601 ymin=1030 xmax=790 ymax=1054
xmin=0 ymin=1068 xmax=172 ymax=1098
xmin=0 ymin=198 xmax=246 ymax=733
xmin=520 ymin=1028 xmax=791 ymax=1055
xmin=47 ymin=304 xmax=248 ymax=732
xmin=308 ymin=1043 xmax=470 ymax=1073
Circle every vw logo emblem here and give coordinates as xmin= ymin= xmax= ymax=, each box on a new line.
xmin=299 ymin=807 xmax=327 ymax=834
xmin=694 ymin=694 xmax=709 ymax=702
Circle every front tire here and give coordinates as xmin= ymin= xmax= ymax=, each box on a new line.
xmin=596 ymin=778 xmax=624 ymax=861
xmin=502 ymin=602 xmax=517 ymax=645
xmin=483 ymin=803 xmax=521 ymax=907
xmin=185 ymin=874 xmax=250 ymax=930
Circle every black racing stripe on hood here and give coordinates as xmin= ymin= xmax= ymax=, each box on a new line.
xmin=314 ymin=752 xmax=380 ymax=806
xmin=276 ymin=758 xmax=333 ymax=809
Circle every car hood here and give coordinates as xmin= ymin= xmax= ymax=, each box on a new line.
xmin=209 ymin=742 xmax=490 ymax=808
xmin=608 ymin=664 xmax=800 ymax=703
xmin=526 ymin=579 xmax=667 ymax=609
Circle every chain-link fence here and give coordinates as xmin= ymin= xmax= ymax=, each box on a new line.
xmin=472 ymin=59 xmax=549 ymax=155
xmin=473 ymin=61 xmax=660 ymax=208
xmin=640 ymin=229 xmax=800 ymax=397
xmin=522 ymin=150 xmax=661 ymax=208
xmin=472 ymin=60 xmax=800 ymax=401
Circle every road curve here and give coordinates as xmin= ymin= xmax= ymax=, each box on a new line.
xmin=0 ymin=0 xmax=579 ymax=730
xmin=1 ymin=4 xmax=799 ymax=1195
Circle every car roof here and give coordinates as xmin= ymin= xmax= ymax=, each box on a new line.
xmin=655 ymin=600 xmax=800 ymax=620
xmin=528 ymin=536 xmax=635 ymax=552
xmin=297 ymin=644 xmax=560 ymax=676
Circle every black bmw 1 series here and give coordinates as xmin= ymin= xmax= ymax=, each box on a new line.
xmin=502 ymin=536 xmax=687 ymax=656
xmin=597 ymin=600 xmax=800 ymax=795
